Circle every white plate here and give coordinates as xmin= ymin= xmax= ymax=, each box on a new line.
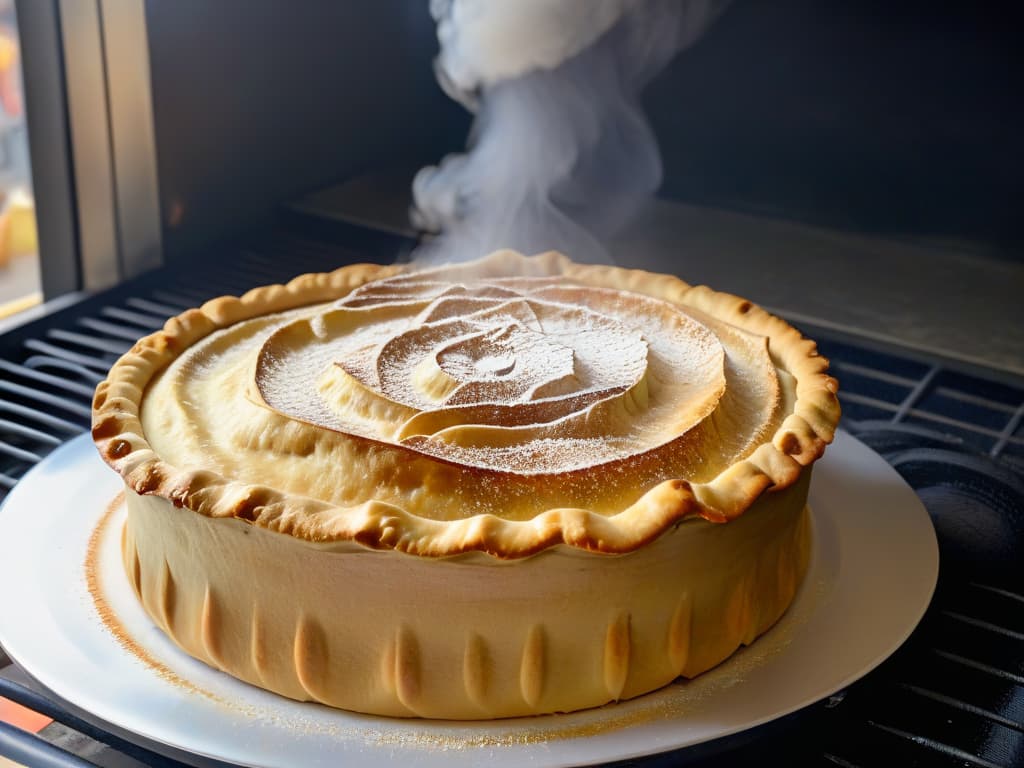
xmin=0 ymin=431 xmax=938 ymax=767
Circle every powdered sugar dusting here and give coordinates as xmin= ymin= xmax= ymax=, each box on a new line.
xmin=255 ymin=263 xmax=731 ymax=475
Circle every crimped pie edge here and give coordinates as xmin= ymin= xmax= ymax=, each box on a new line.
xmin=91 ymin=251 xmax=840 ymax=559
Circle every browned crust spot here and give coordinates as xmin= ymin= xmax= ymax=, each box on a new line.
xmin=90 ymin=252 xmax=840 ymax=560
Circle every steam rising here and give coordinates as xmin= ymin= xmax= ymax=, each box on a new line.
xmin=413 ymin=0 xmax=728 ymax=264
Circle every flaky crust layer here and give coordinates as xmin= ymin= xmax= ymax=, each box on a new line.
xmin=92 ymin=251 xmax=840 ymax=559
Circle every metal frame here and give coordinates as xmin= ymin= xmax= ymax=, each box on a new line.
xmin=14 ymin=0 xmax=80 ymax=298
xmin=15 ymin=0 xmax=162 ymax=299
xmin=97 ymin=0 xmax=161 ymax=281
xmin=59 ymin=0 xmax=118 ymax=290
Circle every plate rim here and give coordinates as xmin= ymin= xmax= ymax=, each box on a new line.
xmin=0 ymin=430 xmax=939 ymax=767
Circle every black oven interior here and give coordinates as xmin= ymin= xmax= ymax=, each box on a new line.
xmin=1 ymin=1 xmax=1022 ymax=766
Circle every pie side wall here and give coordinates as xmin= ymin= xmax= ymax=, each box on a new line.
xmin=120 ymin=472 xmax=812 ymax=720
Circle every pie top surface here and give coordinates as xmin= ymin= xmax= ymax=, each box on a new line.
xmin=92 ymin=251 xmax=840 ymax=558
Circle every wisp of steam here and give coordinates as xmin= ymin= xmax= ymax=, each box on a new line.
xmin=412 ymin=0 xmax=729 ymax=265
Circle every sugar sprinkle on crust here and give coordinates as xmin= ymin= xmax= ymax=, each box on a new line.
xmin=91 ymin=251 xmax=839 ymax=560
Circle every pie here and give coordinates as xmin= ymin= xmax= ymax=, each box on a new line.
xmin=91 ymin=250 xmax=840 ymax=719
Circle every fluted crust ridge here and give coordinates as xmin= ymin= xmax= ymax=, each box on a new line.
xmin=92 ymin=251 xmax=839 ymax=559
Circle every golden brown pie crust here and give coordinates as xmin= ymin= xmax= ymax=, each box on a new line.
xmin=92 ymin=251 xmax=840 ymax=718
xmin=93 ymin=251 xmax=838 ymax=557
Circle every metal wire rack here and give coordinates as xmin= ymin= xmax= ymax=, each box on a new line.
xmin=0 ymin=223 xmax=1021 ymax=767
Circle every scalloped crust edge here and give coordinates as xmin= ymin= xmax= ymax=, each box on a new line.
xmin=91 ymin=251 xmax=840 ymax=560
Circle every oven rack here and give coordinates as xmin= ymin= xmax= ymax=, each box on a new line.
xmin=0 ymin=220 xmax=1021 ymax=767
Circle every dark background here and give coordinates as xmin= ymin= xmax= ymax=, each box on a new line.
xmin=145 ymin=1 xmax=1023 ymax=262
xmin=647 ymin=0 xmax=1023 ymax=257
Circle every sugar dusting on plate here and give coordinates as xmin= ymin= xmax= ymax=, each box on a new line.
xmin=85 ymin=495 xmax=822 ymax=754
